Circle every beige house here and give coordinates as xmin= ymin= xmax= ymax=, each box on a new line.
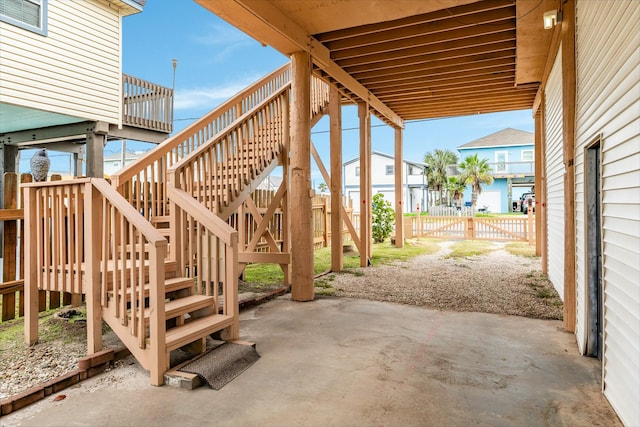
xmin=0 ymin=0 xmax=172 ymax=184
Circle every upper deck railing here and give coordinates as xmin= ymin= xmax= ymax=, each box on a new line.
xmin=122 ymin=74 xmax=173 ymax=134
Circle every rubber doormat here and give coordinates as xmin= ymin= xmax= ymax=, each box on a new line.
xmin=179 ymin=342 xmax=260 ymax=390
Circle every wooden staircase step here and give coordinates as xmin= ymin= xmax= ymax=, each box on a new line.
xmin=151 ymin=215 xmax=171 ymax=225
xmin=165 ymin=314 xmax=234 ymax=352
xmin=109 ymin=276 xmax=194 ymax=301
xmin=145 ymin=294 xmax=214 ymax=321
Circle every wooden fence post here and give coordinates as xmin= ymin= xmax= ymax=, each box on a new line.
xmin=2 ymin=172 xmax=18 ymax=321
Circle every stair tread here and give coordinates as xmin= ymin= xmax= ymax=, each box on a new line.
xmin=110 ymin=276 xmax=193 ymax=298
xmin=165 ymin=314 xmax=234 ymax=352
xmin=145 ymin=294 xmax=214 ymax=320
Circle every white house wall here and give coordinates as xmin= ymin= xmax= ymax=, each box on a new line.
xmin=0 ymin=0 xmax=122 ymax=125
xmin=544 ymin=47 xmax=565 ymax=299
xmin=574 ymin=1 xmax=640 ymax=425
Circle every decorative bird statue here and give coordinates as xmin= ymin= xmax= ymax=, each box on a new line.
xmin=30 ymin=149 xmax=50 ymax=182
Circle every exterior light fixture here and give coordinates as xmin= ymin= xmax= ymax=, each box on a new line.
xmin=543 ymin=10 xmax=559 ymax=29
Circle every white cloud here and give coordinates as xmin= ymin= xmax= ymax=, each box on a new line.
xmin=191 ymin=23 xmax=257 ymax=62
xmin=174 ymin=76 xmax=260 ymax=111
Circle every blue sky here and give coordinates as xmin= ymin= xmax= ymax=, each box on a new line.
xmin=30 ymin=1 xmax=535 ymax=181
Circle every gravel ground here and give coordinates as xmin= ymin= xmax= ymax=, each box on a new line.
xmin=1 ymin=240 xmax=560 ymax=400
xmin=324 ymin=240 xmax=563 ymax=320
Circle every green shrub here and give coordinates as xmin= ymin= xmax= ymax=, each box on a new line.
xmin=372 ymin=193 xmax=395 ymax=243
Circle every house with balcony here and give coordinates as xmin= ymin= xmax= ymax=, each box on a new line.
xmin=456 ymin=128 xmax=534 ymax=213
xmin=0 ymin=0 xmax=173 ymax=186
xmin=343 ymin=151 xmax=427 ymax=213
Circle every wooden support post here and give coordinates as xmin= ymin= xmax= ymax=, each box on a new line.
xmin=289 ymin=51 xmax=314 ymax=301
xmin=0 ymin=144 xmax=17 ymax=258
xmin=24 ymin=186 xmax=39 ymax=345
xmin=394 ymin=127 xmax=404 ymax=248
xmin=561 ymin=0 xmax=576 ymax=333
xmin=358 ymin=102 xmax=371 ymax=267
xmin=534 ymin=109 xmax=544 ymax=257
xmin=84 ymin=182 xmax=103 ymax=354
xmin=329 ymin=85 xmax=343 ymax=271
xmin=281 ymin=94 xmax=291 ymax=286
xmin=149 ymin=242 xmax=167 ymax=386
xmin=86 ymin=129 xmax=106 ymax=178
xmin=2 ymin=173 xmax=18 ymax=321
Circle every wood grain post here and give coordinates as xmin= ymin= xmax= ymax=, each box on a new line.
xmin=394 ymin=127 xmax=404 ymax=248
xmin=84 ymin=182 xmax=103 ymax=354
xmin=2 ymin=173 xmax=18 ymax=321
xmin=561 ymin=0 xmax=576 ymax=333
xmin=358 ymin=102 xmax=371 ymax=266
xmin=289 ymin=51 xmax=314 ymax=301
xmin=534 ymin=109 xmax=544 ymax=258
xmin=329 ymin=85 xmax=343 ymax=271
xmin=23 ymin=185 xmax=39 ymax=345
xmin=86 ymin=128 xmax=106 ymax=178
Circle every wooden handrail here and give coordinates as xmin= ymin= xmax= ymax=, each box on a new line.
xmin=91 ymin=179 xmax=166 ymax=246
xmin=169 ymin=84 xmax=291 ymax=174
xmin=112 ymin=64 xmax=292 ymax=186
xmin=166 ymin=186 xmax=236 ymax=246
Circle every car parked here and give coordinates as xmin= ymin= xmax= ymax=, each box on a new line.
xmin=520 ymin=192 xmax=535 ymax=214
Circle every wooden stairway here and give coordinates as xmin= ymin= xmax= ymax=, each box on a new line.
xmin=101 ymin=258 xmax=234 ymax=370
xmin=22 ymin=64 xmax=330 ymax=387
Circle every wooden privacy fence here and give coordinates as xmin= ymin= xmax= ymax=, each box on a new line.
xmin=404 ymin=213 xmax=536 ymax=244
xmin=0 ymin=173 xmax=82 ymax=323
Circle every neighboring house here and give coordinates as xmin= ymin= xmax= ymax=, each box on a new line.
xmin=103 ymin=150 xmax=148 ymax=176
xmin=456 ymin=128 xmax=534 ymax=213
xmin=0 ymin=0 xmax=171 ymax=190
xmin=344 ymin=151 xmax=427 ymax=213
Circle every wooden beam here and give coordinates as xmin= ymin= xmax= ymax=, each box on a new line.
xmin=86 ymin=132 xmax=106 ymax=178
xmin=330 ymin=20 xmax=515 ymax=62
xmin=289 ymin=51 xmax=314 ymax=302
xmin=196 ymin=0 xmax=403 ymax=129
xmin=239 ymin=252 xmax=291 ymax=264
xmin=314 ymin=0 xmax=514 ymax=43
xmin=324 ymin=2 xmax=514 ymax=51
xmin=310 ymin=142 xmax=362 ymax=255
xmin=394 ymin=127 xmax=404 ymax=248
xmin=359 ymin=102 xmax=372 ymax=266
xmin=561 ymin=0 xmax=576 ymax=333
xmin=347 ymin=42 xmax=515 ymax=76
xmin=329 ymin=85 xmax=344 ymax=271
xmin=23 ymin=185 xmax=38 ymax=345
xmin=534 ymin=109 xmax=544 ymax=258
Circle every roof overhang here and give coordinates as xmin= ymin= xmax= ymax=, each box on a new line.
xmin=196 ymin=0 xmax=555 ymax=125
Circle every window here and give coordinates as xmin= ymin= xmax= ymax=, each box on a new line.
xmin=0 ymin=0 xmax=47 ymax=35
xmin=355 ymin=166 xmax=360 ymax=176
xmin=495 ymin=151 xmax=507 ymax=173
xmin=385 ymin=165 xmax=394 ymax=175
xmin=521 ymin=150 xmax=534 ymax=162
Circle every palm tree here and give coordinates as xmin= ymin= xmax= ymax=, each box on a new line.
xmin=446 ymin=176 xmax=466 ymax=208
xmin=458 ymin=154 xmax=494 ymax=208
xmin=424 ymin=149 xmax=458 ymax=205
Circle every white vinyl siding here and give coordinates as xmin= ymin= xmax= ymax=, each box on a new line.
xmin=0 ymin=0 xmax=122 ymax=124
xmin=544 ymin=47 xmax=565 ymax=299
xmin=575 ymin=1 xmax=640 ymax=425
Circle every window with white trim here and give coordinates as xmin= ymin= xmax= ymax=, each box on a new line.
xmin=0 ymin=0 xmax=47 ymax=35
xmin=355 ymin=166 xmax=360 ymax=176
xmin=495 ymin=151 xmax=507 ymax=173
xmin=521 ymin=150 xmax=534 ymax=162
xmin=385 ymin=165 xmax=394 ymax=175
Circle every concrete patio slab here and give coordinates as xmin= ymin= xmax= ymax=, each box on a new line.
xmin=2 ymin=296 xmax=620 ymax=427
